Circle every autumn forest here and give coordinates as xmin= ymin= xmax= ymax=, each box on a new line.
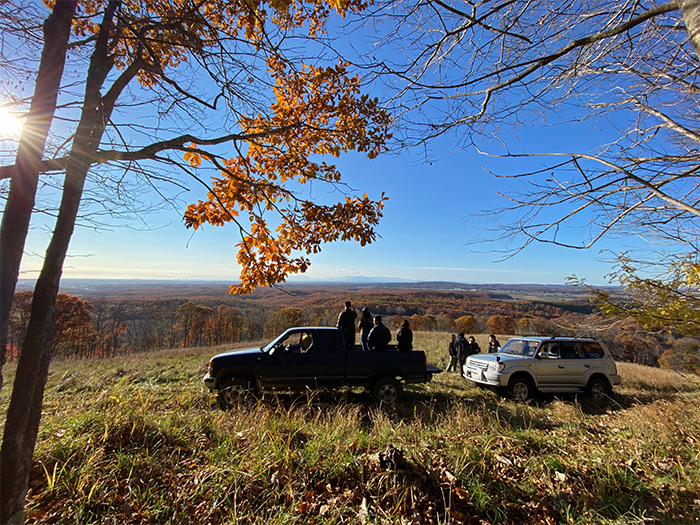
xmin=7 ymin=281 xmax=698 ymax=374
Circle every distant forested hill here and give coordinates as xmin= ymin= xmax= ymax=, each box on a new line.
xmin=14 ymin=279 xmax=662 ymax=366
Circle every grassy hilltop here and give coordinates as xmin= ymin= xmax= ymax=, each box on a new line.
xmin=1 ymin=333 xmax=699 ymax=524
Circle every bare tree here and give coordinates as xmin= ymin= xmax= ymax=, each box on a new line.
xmin=365 ymin=0 xmax=700 ymax=261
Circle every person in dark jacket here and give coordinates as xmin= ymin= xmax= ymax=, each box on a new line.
xmin=455 ymin=332 xmax=469 ymax=377
xmin=368 ymin=315 xmax=391 ymax=352
xmin=466 ymin=336 xmax=481 ymax=357
xmin=488 ymin=334 xmax=501 ymax=353
xmin=446 ymin=334 xmax=459 ymax=372
xmin=358 ymin=307 xmax=373 ymax=351
xmin=337 ymin=301 xmax=357 ymax=350
xmin=396 ymin=319 xmax=413 ymax=352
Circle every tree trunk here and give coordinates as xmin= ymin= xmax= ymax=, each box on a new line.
xmin=680 ymin=0 xmax=700 ymax=59
xmin=0 ymin=86 xmax=106 ymax=525
xmin=0 ymin=120 xmax=104 ymax=525
xmin=0 ymin=0 xmax=77 ymax=393
xmin=0 ymin=1 xmax=121 ymax=520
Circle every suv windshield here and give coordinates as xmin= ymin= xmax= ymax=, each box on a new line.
xmin=499 ymin=339 xmax=539 ymax=357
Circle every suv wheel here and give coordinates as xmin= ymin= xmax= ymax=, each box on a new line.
xmin=507 ymin=376 xmax=534 ymax=402
xmin=586 ymin=377 xmax=611 ymax=402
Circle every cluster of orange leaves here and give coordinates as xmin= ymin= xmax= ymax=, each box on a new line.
xmin=184 ymin=58 xmax=391 ymax=294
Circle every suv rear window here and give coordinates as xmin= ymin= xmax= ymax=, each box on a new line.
xmin=579 ymin=341 xmax=605 ymax=359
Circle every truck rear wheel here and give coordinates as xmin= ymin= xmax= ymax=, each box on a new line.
xmin=372 ymin=377 xmax=403 ymax=405
xmin=217 ymin=377 xmax=254 ymax=410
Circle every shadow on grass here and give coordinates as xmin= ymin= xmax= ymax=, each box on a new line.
xmin=210 ymin=373 xmax=700 ymax=427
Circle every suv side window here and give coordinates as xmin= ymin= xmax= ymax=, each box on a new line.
xmin=560 ymin=342 xmax=579 ymax=359
xmin=579 ymin=342 xmax=604 ymax=359
xmin=540 ymin=342 xmax=560 ymax=358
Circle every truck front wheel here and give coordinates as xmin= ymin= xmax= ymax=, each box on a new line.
xmin=372 ymin=377 xmax=403 ymax=405
xmin=217 ymin=377 xmax=254 ymax=410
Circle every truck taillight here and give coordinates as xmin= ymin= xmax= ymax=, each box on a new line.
xmin=423 ymin=353 xmax=427 ymax=366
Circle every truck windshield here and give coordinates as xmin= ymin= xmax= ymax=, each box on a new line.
xmin=499 ymin=339 xmax=539 ymax=357
xmin=262 ymin=333 xmax=287 ymax=353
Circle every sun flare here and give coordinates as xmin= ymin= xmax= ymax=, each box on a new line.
xmin=0 ymin=106 xmax=24 ymax=137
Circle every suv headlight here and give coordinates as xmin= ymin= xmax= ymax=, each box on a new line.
xmin=489 ymin=363 xmax=506 ymax=373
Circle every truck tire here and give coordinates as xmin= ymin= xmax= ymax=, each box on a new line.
xmin=217 ymin=377 xmax=254 ymax=410
xmin=372 ymin=377 xmax=403 ymax=405
xmin=507 ymin=375 xmax=534 ymax=402
xmin=586 ymin=376 xmax=611 ymax=403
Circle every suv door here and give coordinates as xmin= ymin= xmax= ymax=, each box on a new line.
xmin=534 ymin=341 xmax=567 ymax=386
xmin=567 ymin=341 xmax=606 ymax=386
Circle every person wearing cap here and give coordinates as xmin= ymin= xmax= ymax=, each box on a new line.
xmin=358 ymin=307 xmax=373 ymax=351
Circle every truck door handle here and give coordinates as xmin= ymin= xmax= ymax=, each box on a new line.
xmin=558 ymin=365 xmax=564 ymax=368
xmin=584 ymin=364 xmax=590 ymax=367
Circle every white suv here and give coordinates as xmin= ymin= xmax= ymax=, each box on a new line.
xmin=464 ymin=337 xmax=621 ymax=402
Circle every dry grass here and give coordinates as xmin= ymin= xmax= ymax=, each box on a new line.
xmin=1 ymin=333 xmax=699 ymax=524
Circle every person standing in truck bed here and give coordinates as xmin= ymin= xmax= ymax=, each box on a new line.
xmin=337 ymin=300 xmax=358 ymax=350
xmin=396 ymin=319 xmax=413 ymax=352
xmin=358 ymin=307 xmax=373 ymax=351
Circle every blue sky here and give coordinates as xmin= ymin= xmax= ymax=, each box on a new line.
xmin=10 ymin=121 xmax=625 ymax=286
xmin=0 ymin=7 xmax=646 ymax=288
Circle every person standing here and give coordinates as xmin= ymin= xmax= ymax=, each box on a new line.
xmin=337 ymin=301 xmax=357 ymax=350
xmin=446 ymin=334 xmax=459 ymax=372
xmin=396 ymin=319 xmax=413 ymax=352
xmin=466 ymin=336 xmax=481 ymax=357
xmin=368 ymin=315 xmax=391 ymax=352
xmin=358 ymin=307 xmax=373 ymax=351
xmin=455 ymin=332 xmax=468 ymax=377
xmin=488 ymin=334 xmax=501 ymax=353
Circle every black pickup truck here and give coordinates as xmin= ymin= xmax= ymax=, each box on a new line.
xmin=203 ymin=327 xmax=442 ymax=408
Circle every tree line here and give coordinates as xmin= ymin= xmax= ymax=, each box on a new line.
xmin=6 ymin=292 xmax=696 ymax=374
